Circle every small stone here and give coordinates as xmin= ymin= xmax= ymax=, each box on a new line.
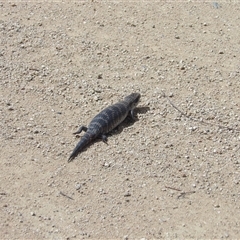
xmin=124 ymin=192 xmax=131 ymax=197
xmin=104 ymin=162 xmax=111 ymax=167
xmin=97 ymin=74 xmax=103 ymax=79
xmin=224 ymin=232 xmax=229 ymax=238
xmin=180 ymin=66 xmax=185 ymax=70
xmin=213 ymin=2 xmax=220 ymax=9
xmin=31 ymin=212 xmax=36 ymax=216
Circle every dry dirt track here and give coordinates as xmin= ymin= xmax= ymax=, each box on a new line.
xmin=0 ymin=1 xmax=240 ymax=239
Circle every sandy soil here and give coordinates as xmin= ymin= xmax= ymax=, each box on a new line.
xmin=0 ymin=1 xmax=240 ymax=239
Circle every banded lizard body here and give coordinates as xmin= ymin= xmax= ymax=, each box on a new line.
xmin=68 ymin=93 xmax=141 ymax=162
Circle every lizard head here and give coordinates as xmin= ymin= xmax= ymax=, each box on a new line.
xmin=124 ymin=93 xmax=141 ymax=109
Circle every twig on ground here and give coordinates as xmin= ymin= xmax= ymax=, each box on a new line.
xmin=165 ymin=186 xmax=182 ymax=191
xmin=177 ymin=191 xmax=196 ymax=199
xmin=165 ymin=186 xmax=196 ymax=198
xmin=162 ymin=90 xmax=240 ymax=132
xmin=60 ymin=191 xmax=74 ymax=200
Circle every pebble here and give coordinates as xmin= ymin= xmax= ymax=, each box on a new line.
xmin=103 ymin=162 xmax=111 ymax=167
xmin=93 ymin=95 xmax=100 ymax=101
xmin=124 ymin=192 xmax=131 ymax=197
xmin=224 ymin=232 xmax=229 ymax=238
xmin=213 ymin=2 xmax=220 ymax=9
xmin=30 ymin=212 xmax=36 ymax=216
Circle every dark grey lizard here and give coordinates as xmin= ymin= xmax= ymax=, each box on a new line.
xmin=68 ymin=93 xmax=141 ymax=162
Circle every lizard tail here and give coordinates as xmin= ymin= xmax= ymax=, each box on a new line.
xmin=68 ymin=133 xmax=92 ymax=162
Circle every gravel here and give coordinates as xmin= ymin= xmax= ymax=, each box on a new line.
xmin=0 ymin=1 xmax=239 ymax=239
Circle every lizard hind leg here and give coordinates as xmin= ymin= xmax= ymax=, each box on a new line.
xmin=99 ymin=134 xmax=108 ymax=144
xmin=73 ymin=126 xmax=88 ymax=135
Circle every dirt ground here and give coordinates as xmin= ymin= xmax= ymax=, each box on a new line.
xmin=0 ymin=1 xmax=240 ymax=239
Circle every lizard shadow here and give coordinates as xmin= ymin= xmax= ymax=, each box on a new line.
xmin=108 ymin=106 xmax=150 ymax=136
xmin=72 ymin=106 xmax=150 ymax=156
